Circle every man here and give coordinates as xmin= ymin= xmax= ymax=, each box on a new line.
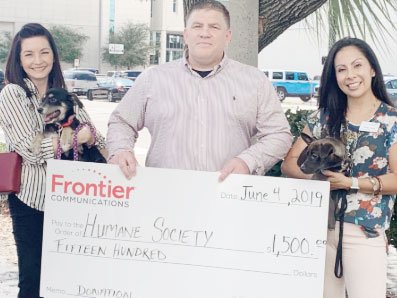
xmin=107 ymin=0 xmax=292 ymax=180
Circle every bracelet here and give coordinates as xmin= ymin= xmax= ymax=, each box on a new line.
xmin=368 ymin=177 xmax=378 ymax=196
xmin=373 ymin=176 xmax=383 ymax=196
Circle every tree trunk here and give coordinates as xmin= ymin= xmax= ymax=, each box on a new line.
xmin=226 ymin=0 xmax=258 ymax=66
xmin=258 ymin=0 xmax=327 ymax=51
xmin=183 ymin=0 xmax=328 ymax=52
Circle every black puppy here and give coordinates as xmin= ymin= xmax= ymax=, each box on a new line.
xmin=297 ymin=132 xmax=347 ymax=229
xmin=297 ymin=132 xmax=346 ymax=180
xmin=32 ymin=88 xmax=106 ymax=163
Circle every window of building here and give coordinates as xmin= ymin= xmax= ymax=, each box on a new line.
xmin=165 ymin=33 xmax=184 ymax=62
xmin=150 ymin=31 xmax=161 ymax=47
xmin=156 ymin=32 xmax=161 ymax=46
xmin=166 ymin=34 xmax=184 ymax=49
xmin=166 ymin=50 xmax=183 ymax=62
xmin=150 ymin=50 xmax=160 ymax=65
xmin=172 ymin=0 xmax=177 ymax=12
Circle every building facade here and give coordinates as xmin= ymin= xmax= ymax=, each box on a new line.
xmin=150 ymin=0 xmax=184 ymax=65
xmin=0 ymin=0 xmax=181 ymax=73
xmin=0 ymin=0 xmax=103 ymax=70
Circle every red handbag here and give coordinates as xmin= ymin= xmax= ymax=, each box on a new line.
xmin=0 ymin=152 xmax=22 ymax=194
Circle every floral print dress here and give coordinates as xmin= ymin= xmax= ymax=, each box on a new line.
xmin=307 ymin=102 xmax=397 ymax=232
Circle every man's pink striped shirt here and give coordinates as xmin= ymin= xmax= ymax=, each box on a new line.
xmin=107 ymin=56 xmax=292 ymax=174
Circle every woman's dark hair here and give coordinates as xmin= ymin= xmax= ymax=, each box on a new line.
xmin=5 ymin=23 xmax=65 ymax=98
xmin=318 ymin=37 xmax=392 ymax=138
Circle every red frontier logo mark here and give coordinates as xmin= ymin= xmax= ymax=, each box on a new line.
xmin=51 ymin=174 xmax=135 ymax=199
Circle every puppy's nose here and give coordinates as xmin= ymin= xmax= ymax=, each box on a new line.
xmin=37 ymin=107 xmax=43 ymax=114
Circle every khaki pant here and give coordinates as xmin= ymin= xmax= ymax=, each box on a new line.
xmin=323 ymin=222 xmax=387 ymax=298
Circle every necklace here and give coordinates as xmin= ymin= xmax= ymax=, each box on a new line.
xmin=341 ymin=122 xmax=363 ymax=176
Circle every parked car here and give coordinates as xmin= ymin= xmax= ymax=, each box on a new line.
xmin=122 ymin=70 xmax=142 ymax=81
xmin=384 ymin=75 xmax=397 ymax=106
xmin=67 ymin=67 xmax=99 ymax=74
xmin=0 ymin=69 xmax=5 ymax=92
xmin=90 ymin=77 xmax=134 ymax=102
xmin=263 ymin=69 xmax=318 ymax=102
xmin=63 ymin=70 xmax=99 ymax=96
xmin=106 ymin=70 xmax=125 ymax=78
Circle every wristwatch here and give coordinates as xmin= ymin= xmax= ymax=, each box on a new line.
xmin=350 ymin=177 xmax=360 ymax=190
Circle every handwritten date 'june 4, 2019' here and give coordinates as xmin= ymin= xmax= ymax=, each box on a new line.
xmin=221 ymin=185 xmax=325 ymax=207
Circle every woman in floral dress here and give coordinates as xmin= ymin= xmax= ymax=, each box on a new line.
xmin=282 ymin=37 xmax=397 ymax=298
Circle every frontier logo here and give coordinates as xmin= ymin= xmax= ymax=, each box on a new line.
xmin=50 ymin=169 xmax=135 ymax=208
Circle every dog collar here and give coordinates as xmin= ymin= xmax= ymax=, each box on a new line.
xmin=61 ymin=115 xmax=75 ymax=128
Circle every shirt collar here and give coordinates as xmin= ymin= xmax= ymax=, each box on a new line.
xmin=23 ymin=78 xmax=40 ymax=98
xmin=182 ymin=50 xmax=229 ymax=77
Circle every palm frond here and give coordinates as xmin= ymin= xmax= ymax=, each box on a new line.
xmin=310 ymin=0 xmax=397 ymax=51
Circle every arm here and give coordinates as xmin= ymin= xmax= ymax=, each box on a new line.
xmin=281 ymin=125 xmax=313 ymax=179
xmin=106 ymin=72 xmax=148 ymax=178
xmin=75 ymin=107 xmax=106 ymax=149
xmin=236 ymin=77 xmax=293 ymax=175
xmin=377 ymin=143 xmax=397 ymax=194
xmin=0 ymin=85 xmax=55 ymax=163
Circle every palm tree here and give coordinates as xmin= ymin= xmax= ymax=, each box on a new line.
xmin=325 ymin=0 xmax=397 ymax=49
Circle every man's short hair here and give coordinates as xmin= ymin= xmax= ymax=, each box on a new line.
xmin=185 ymin=0 xmax=230 ymax=28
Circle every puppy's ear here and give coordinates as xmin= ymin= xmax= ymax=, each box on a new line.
xmin=297 ymin=146 xmax=308 ymax=167
xmin=68 ymin=93 xmax=84 ymax=114
xmin=300 ymin=132 xmax=315 ymax=145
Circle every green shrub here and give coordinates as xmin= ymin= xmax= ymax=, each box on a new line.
xmin=0 ymin=142 xmax=5 ymax=153
xmin=265 ymin=109 xmax=310 ymax=177
xmin=284 ymin=108 xmax=311 ymax=141
xmin=387 ymin=213 xmax=397 ymax=248
xmin=265 ymin=109 xmax=397 ymax=247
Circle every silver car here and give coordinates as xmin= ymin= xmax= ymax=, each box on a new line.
xmin=384 ymin=75 xmax=397 ymax=106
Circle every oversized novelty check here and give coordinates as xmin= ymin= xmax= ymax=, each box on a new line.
xmin=41 ymin=159 xmax=330 ymax=298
